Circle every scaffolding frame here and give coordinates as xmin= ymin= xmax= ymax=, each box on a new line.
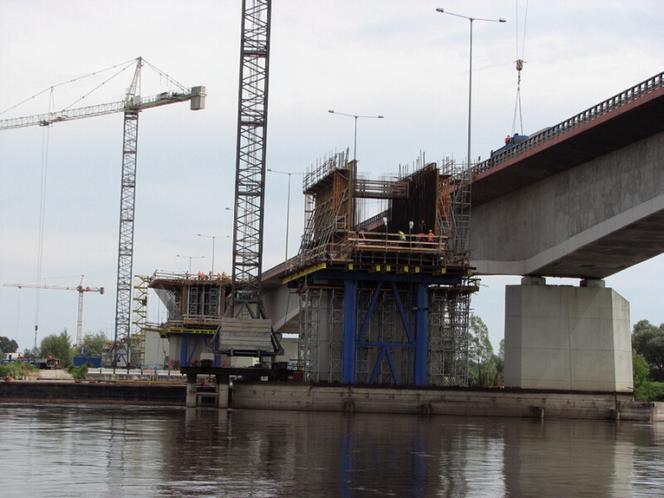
xmin=291 ymin=152 xmax=477 ymax=386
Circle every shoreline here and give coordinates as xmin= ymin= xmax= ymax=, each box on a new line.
xmin=2 ymin=380 xmax=663 ymax=422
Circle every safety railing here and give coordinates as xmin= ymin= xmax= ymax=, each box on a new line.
xmin=471 ymin=71 xmax=664 ymax=177
xmin=151 ymin=270 xmax=231 ymax=283
xmin=346 ymin=230 xmax=447 ymax=254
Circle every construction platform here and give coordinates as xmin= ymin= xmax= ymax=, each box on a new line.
xmin=142 ymin=271 xmax=280 ymax=369
xmin=265 ymin=151 xmax=478 ymax=387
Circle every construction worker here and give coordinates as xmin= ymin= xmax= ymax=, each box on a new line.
xmin=428 ymin=229 xmax=434 ymax=244
xmin=398 ymin=230 xmax=406 ymax=241
xmin=417 ymin=220 xmax=426 ymax=247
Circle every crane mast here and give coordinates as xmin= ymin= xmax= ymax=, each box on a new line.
xmin=113 ymin=59 xmax=142 ymax=369
xmin=230 ymin=0 xmax=272 ymax=318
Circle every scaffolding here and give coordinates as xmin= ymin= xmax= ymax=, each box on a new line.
xmin=288 ymin=152 xmax=477 ymax=386
xmin=130 ymin=275 xmax=150 ymax=367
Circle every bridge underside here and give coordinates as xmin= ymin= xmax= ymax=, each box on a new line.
xmin=537 ymin=207 xmax=664 ymax=278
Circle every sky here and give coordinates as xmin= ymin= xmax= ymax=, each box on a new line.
xmin=0 ymin=0 xmax=663 ymax=351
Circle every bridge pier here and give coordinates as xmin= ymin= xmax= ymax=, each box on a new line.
xmin=504 ymin=278 xmax=633 ymax=392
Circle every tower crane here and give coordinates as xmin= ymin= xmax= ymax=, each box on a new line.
xmin=0 ymin=57 xmax=206 ymax=368
xmin=3 ymin=276 xmax=104 ymax=347
xmin=217 ymin=0 xmax=281 ymax=363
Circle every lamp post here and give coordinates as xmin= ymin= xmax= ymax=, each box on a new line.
xmin=196 ymin=208 xmax=231 ymax=273
xmin=176 ymin=254 xmax=206 ymax=274
xmin=327 ymin=110 xmax=384 ymax=163
xmin=435 ymin=8 xmax=506 ymax=167
xmin=196 ymin=234 xmax=219 ymax=273
xmin=267 ymin=169 xmax=302 ymax=261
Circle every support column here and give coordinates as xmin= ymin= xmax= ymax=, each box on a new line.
xmin=216 ymin=375 xmax=229 ymax=409
xmin=185 ymin=373 xmax=197 ymax=408
xmin=179 ymin=335 xmax=188 ymax=368
xmin=414 ymin=283 xmax=428 ymax=385
xmin=342 ymin=280 xmax=357 ymax=384
xmin=504 ymin=280 xmax=633 ymax=392
xmin=214 ymin=333 xmax=221 ymax=367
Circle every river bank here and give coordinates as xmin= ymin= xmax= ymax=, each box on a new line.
xmin=2 ymin=380 xmax=663 ymax=421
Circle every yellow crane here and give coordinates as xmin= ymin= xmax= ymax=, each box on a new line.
xmin=0 ymin=57 xmax=205 ymax=367
xmin=3 ymin=276 xmax=104 ymax=348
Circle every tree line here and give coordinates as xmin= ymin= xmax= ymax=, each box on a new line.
xmin=631 ymin=320 xmax=664 ymax=400
xmin=0 ymin=331 xmax=110 ymax=368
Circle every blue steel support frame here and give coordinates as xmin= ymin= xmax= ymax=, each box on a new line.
xmin=342 ymin=280 xmax=358 ymax=383
xmin=414 ymin=283 xmax=428 ymax=385
xmin=187 ymin=341 xmax=198 ymax=367
xmin=358 ymin=281 xmax=415 ymax=385
xmin=179 ymin=335 xmax=188 ymax=368
xmin=322 ymin=270 xmax=451 ymax=386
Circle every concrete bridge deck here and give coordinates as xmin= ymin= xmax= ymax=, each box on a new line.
xmin=469 ymin=72 xmax=664 ymax=278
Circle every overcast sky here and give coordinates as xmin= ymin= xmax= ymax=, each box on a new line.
xmin=0 ymin=0 xmax=663 ymax=351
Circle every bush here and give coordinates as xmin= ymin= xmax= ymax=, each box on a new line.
xmin=68 ymin=364 xmax=88 ymax=380
xmin=0 ymin=362 xmax=36 ymax=380
xmin=634 ymin=381 xmax=664 ymax=401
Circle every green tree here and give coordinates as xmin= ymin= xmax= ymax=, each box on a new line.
xmin=632 ymin=320 xmax=664 ymax=380
xmin=632 ymin=352 xmax=649 ymax=390
xmin=469 ymin=315 xmax=496 ymax=387
xmin=23 ymin=347 xmax=40 ymax=358
xmin=0 ymin=336 xmax=19 ymax=354
xmin=40 ymin=330 xmax=73 ymax=367
xmin=80 ymin=331 xmax=109 ymax=357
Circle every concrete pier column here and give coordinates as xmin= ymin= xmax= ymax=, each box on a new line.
xmin=216 ymin=375 xmax=229 ymax=409
xmin=342 ymin=280 xmax=357 ymax=384
xmin=216 ymin=384 xmax=229 ymax=409
xmin=414 ymin=283 xmax=428 ymax=386
xmin=504 ymin=280 xmax=633 ymax=392
xmin=185 ymin=374 xmax=197 ymax=408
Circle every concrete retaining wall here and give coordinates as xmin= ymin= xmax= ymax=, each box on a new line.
xmin=3 ymin=380 xmax=662 ymax=422
xmin=232 ymin=383 xmax=663 ymax=422
xmin=0 ymin=381 xmax=185 ymax=405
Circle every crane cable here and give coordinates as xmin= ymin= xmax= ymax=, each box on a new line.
xmin=0 ymin=57 xmax=137 ymax=117
xmin=511 ymin=0 xmax=529 ymax=136
xmin=33 ymin=87 xmax=54 ymax=349
xmin=62 ymin=61 xmax=136 ymax=111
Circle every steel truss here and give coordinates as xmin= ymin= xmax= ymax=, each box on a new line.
xmin=230 ymin=0 xmax=272 ymax=317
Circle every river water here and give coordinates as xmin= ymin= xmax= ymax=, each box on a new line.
xmin=0 ymin=403 xmax=662 ymax=497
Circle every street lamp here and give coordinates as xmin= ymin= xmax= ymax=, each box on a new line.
xmin=196 ymin=208 xmax=232 ymax=273
xmin=267 ymin=168 xmax=303 ymax=261
xmin=435 ymin=8 xmax=506 ymax=167
xmin=175 ymin=254 xmax=206 ymax=274
xmin=196 ymin=234 xmax=219 ymax=273
xmin=327 ymin=110 xmax=384 ymax=163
